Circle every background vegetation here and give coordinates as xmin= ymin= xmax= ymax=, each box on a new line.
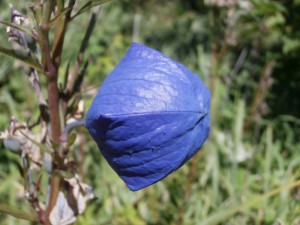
xmin=0 ymin=0 xmax=299 ymax=224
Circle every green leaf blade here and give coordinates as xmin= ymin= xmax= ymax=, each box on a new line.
xmin=0 ymin=20 xmax=33 ymax=37
xmin=0 ymin=204 xmax=37 ymax=222
xmin=0 ymin=46 xmax=43 ymax=72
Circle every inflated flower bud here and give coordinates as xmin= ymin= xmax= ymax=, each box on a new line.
xmin=86 ymin=43 xmax=210 ymax=191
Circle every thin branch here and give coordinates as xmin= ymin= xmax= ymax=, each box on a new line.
xmin=39 ymin=19 xmax=56 ymax=77
xmin=52 ymin=0 xmax=76 ymax=68
xmin=49 ymin=6 xmax=73 ymax=26
xmin=71 ymin=0 xmax=111 ymax=19
xmin=38 ymin=2 xmax=63 ymax=225
xmin=44 ymin=77 xmax=62 ymax=225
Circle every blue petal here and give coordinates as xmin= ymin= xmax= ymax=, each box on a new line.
xmin=86 ymin=43 xmax=210 ymax=191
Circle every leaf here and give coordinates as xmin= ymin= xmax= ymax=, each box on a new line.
xmin=50 ymin=192 xmax=77 ymax=225
xmin=0 ymin=20 xmax=33 ymax=37
xmin=49 ymin=178 xmax=94 ymax=225
xmin=20 ymin=131 xmax=52 ymax=153
xmin=67 ymin=132 xmax=77 ymax=147
xmin=72 ymin=0 xmax=111 ymax=19
xmin=280 ymin=115 xmax=300 ymax=125
xmin=65 ymin=177 xmax=95 ymax=214
xmin=0 ymin=46 xmax=43 ymax=72
xmin=49 ymin=6 xmax=73 ymax=26
xmin=0 ymin=204 xmax=37 ymax=222
xmin=201 ymin=179 xmax=300 ymax=225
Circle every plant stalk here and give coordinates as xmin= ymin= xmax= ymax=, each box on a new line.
xmin=37 ymin=2 xmax=64 ymax=224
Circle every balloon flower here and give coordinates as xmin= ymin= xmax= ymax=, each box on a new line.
xmin=86 ymin=43 xmax=210 ymax=191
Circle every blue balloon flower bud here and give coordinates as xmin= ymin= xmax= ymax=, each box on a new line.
xmin=86 ymin=43 xmax=210 ymax=191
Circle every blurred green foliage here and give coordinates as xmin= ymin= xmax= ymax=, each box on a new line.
xmin=0 ymin=0 xmax=299 ymax=225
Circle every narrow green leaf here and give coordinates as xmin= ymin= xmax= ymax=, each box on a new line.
xmin=0 ymin=204 xmax=37 ymax=222
xmin=201 ymin=179 xmax=300 ymax=225
xmin=0 ymin=20 xmax=33 ymax=37
xmin=0 ymin=46 xmax=43 ymax=72
xmin=49 ymin=6 xmax=73 ymax=26
xmin=72 ymin=0 xmax=111 ymax=19
xmin=67 ymin=132 xmax=77 ymax=147
xmin=20 ymin=131 xmax=52 ymax=154
xmin=280 ymin=115 xmax=300 ymax=125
